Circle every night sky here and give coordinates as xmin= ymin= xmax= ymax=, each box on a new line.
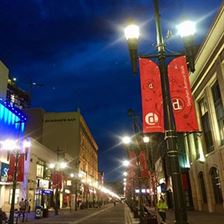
xmin=0 ymin=0 xmax=222 ymax=181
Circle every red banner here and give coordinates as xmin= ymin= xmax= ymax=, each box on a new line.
xmin=52 ymin=171 xmax=63 ymax=189
xmin=7 ymin=154 xmax=24 ymax=182
xmin=128 ymin=151 xmax=137 ymax=179
xmin=139 ymin=151 xmax=150 ymax=177
xmin=139 ymin=58 xmax=164 ymax=133
xmin=17 ymin=154 xmax=25 ymax=182
xmin=168 ymin=56 xmax=199 ymax=132
xmin=7 ymin=154 xmax=16 ymax=182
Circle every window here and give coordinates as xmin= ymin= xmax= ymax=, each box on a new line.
xmin=210 ymin=167 xmax=223 ymax=204
xmin=193 ymin=133 xmax=200 ymax=159
xmin=36 ymin=164 xmax=44 ymax=178
xmin=211 ymin=81 xmax=224 ymax=144
xmin=198 ymin=172 xmax=207 ymax=203
xmin=9 ymin=189 xmax=20 ymax=204
xmin=199 ymin=97 xmax=214 ymax=153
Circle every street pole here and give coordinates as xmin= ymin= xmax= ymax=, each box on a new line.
xmin=8 ymin=151 xmax=19 ymax=224
xmin=75 ymin=180 xmax=78 ymax=211
xmin=153 ymin=0 xmax=188 ymax=223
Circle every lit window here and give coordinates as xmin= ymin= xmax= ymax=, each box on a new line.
xmin=199 ymin=97 xmax=214 ymax=153
xmin=211 ymin=81 xmax=224 ymax=145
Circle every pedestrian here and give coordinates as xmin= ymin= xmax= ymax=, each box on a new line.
xmin=0 ymin=208 xmax=7 ymax=224
xmin=25 ymin=199 xmax=30 ymax=221
xmin=19 ymin=198 xmax=26 ymax=222
xmin=156 ymin=196 xmax=168 ymax=224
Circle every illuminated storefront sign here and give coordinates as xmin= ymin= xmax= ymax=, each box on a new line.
xmin=0 ymin=98 xmax=26 ymax=141
xmin=0 ymin=162 xmax=9 ymax=182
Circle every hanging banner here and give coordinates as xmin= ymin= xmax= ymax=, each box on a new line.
xmin=128 ymin=151 xmax=136 ymax=179
xmin=7 ymin=154 xmax=16 ymax=182
xmin=139 ymin=151 xmax=150 ymax=178
xmin=17 ymin=154 xmax=25 ymax=182
xmin=52 ymin=171 xmax=63 ymax=189
xmin=139 ymin=58 xmax=164 ymax=133
xmin=7 ymin=154 xmax=25 ymax=182
xmin=168 ymin=56 xmax=199 ymax=132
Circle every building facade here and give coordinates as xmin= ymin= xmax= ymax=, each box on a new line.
xmin=185 ymin=3 xmax=224 ymax=213
xmin=25 ymin=109 xmax=99 ymax=205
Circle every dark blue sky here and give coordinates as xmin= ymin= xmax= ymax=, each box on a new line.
xmin=0 ymin=0 xmax=222 ymax=181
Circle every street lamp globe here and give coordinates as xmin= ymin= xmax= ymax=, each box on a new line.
xmin=1 ymin=139 xmax=17 ymax=151
xmin=23 ymin=139 xmax=31 ymax=148
xmin=124 ymin=24 xmax=140 ymax=40
xmin=143 ymin=136 xmax=150 ymax=143
xmin=122 ymin=160 xmax=130 ymax=167
xmin=49 ymin=163 xmax=56 ymax=169
xmin=70 ymin=173 xmax=75 ymax=178
xmin=122 ymin=136 xmax=131 ymax=145
xmin=177 ymin=20 xmax=196 ymax=37
xmin=60 ymin=162 xmax=67 ymax=169
xmin=123 ymin=171 xmax=128 ymax=177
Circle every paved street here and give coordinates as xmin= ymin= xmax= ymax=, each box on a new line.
xmin=13 ymin=203 xmax=224 ymax=224
xmin=24 ymin=203 xmax=125 ymax=224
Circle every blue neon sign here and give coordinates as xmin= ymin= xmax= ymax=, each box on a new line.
xmin=0 ymin=99 xmax=27 ymax=140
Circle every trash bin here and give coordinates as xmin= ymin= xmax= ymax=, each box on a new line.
xmin=35 ymin=206 xmax=43 ymax=219
xmin=43 ymin=208 xmax=48 ymax=217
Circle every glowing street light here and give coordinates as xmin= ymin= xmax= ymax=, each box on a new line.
xmin=122 ymin=160 xmax=130 ymax=167
xmin=143 ymin=136 xmax=150 ymax=143
xmin=124 ymin=24 xmax=140 ymax=40
xmin=123 ymin=171 xmax=128 ymax=177
xmin=122 ymin=136 xmax=132 ymax=145
xmin=177 ymin=20 xmax=196 ymax=38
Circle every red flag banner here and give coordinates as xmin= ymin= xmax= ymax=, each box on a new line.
xmin=52 ymin=171 xmax=63 ymax=189
xmin=7 ymin=154 xmax=16 ymax=182
xmin=7 ymin=154 xmax=25 ymax=182
xmin=17 ymin=154 xmax=25 ymax=182
xmin=139 ymin=151 xmax=149 ymax=177
xmin=168 ymin=56 xmax=199 ymax=132
xmin=128 ymin=151 xmax=137 ymax=179
xmin=139 ymin=58 xmax=164 ymax=133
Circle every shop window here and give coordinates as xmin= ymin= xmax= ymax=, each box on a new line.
xmin=198 ymin=172 xmax=207 ymax=203
xmin=199 ymin=97 xmax=214 ymax=153
xmin=210 ymin=167 xmax=223 ymax=204
xmin=9 ymin=189 xmax=20 ymax=204
xmin=211 ymin=80 xmax=224 ymax=145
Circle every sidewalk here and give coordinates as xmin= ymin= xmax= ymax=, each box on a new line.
xmin=166 ymin=209 xmax=224 ymax=224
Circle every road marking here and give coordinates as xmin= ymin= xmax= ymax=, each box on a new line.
xmin=68 ymin=206 xmax=112 ymax=224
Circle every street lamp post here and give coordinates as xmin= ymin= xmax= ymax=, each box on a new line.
xmin=122 ymin=136 xmax=144 ymax=222
xmin=49 ymin=159 xmax=67 ymax=215
xmin=124 ymin=1 xmax=196 ymax=223
xmin=1 ymin=138 xmax=30 ymax=224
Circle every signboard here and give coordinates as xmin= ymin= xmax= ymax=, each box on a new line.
xmin=0 ymin=162 xmax=9 ymax=182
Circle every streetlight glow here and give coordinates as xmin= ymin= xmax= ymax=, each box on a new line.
xmin=124 ymin=24 xmax=140 ymax=40
xmin=177 ymin=20 xmax=196 ymax=37
xmin=0 ymin=139 xmax=18 ymax=151
xmin=60 ymin=162 xmax=67 ymax=169
xmin=122 ymin=136 xmax=131 ymax=145
xmin=23 ymin=139 xmax=31 ymax=148
xmin=122 ymin=160 xmax=130 ymax=167
xmin=49 ymin=163 xmax=56 ymax=169
xmin=143 ymin=136 xmax=150 ymax=143
xmin=123 ymin=171 xmax=128 ymax=176
xmin=70 ymin=173 xmax=75 ymax=178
